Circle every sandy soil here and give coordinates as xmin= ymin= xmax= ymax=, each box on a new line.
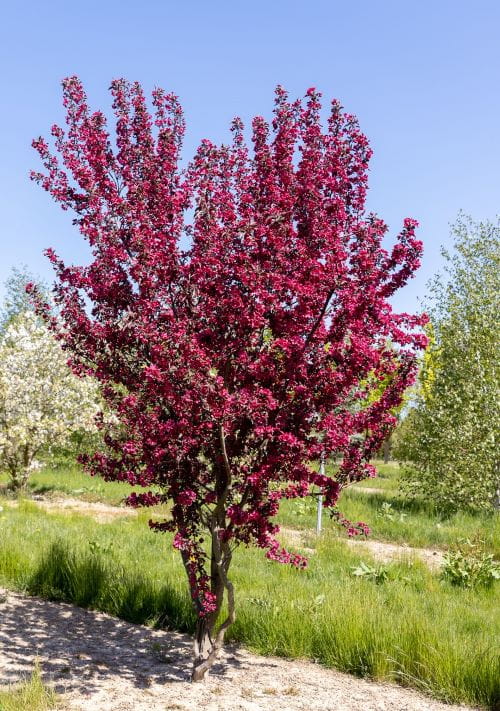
xmin=0 ymin=588 xmax=475 ymax=711
xmin=350 ymin=486 xmax=386 ymax=495
xmin=2 ymin=496 xmax=137 ymax=524
xmin=344 ymin=539 xmax=445 ymax=570
xmin=279 ymin=527 xmax=445 ymax=570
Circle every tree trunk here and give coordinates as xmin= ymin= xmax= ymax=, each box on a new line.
xmin=191 ymin=583 xmax=235 ymax=681
xmin=190 ymin=427 xmax=236 ymax=681
xmin=9 ymin=447 xmax=32 ymax=493
xmin=9 ymin=468 xmax=30 ymax=492
xmin=493 ymin=463 xmax=500 ymax=510
xmin=192 ymin=617 xmax=214 ymax=670
xmin=190 ymin=523 xmax=235 ymax=681
xmin=191 ymin=545 xmax=225 ymax=680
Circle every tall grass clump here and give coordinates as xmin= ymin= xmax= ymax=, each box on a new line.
xmin=0 ymin=663 xmax=58 ymax=711
xmin=25 ymin=540 xmax=196 ymax=633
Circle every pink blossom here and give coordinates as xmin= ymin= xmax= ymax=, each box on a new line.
xmin=177 ymin=489 xmax=197 ymax=506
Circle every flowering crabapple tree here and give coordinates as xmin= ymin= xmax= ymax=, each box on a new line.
xmin=0 ymin=311 xmax=99 ymax=491
xmin=31 ymin=77 xmax=427 ymax=680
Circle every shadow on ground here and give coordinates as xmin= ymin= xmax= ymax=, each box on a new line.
xmin=0 ymin=588 xmax=247 ymax=696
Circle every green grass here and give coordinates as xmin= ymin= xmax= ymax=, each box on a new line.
xmin=0 ymin=500 xmax=498 ymax=708
xmin=351 ymin=461 xmax=401 ymax=491
xmin=279 ymin=491 xmax=500 ymax=552
xmin=0 ymin=463 xmax=140 ymax=506
xmin=278 ymin=461 xmax=500 ymax=554
xmin=4 ymin=460 xmax=499 ymax=554
xmin=0 ymin=664 xmax=58 ymax=711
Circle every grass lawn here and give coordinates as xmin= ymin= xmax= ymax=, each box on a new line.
xmin=349 ymin=461 xmax=401 ymax=491
xmin=275 ymin=460 xmax=500 ymax=554
xmin=279 ymin=489 xmax=500 ymax=553
xmin=2 ymin=460 xmax=499 ymax=554
xmin=0 ymin=499 xmax=498 ymax=708
xmin=0 ymin=464 xmax=138 ymax=507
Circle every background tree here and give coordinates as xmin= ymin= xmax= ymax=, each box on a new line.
xmin=396 ymin=215 xmax=500 ymax=511
xmin=0 ymin=266 xmax=48 ymax=333
xmin=0 ymin=311 xmax=99 ymax=491
xmin=361 ymin=362 xmax=413 ymax=464
xmin=31 ymin=77 xmax=426 ymax=679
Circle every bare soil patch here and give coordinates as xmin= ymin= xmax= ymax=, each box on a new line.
xmin=280 ymin=528 xmax=445 ymax=570
xmin=344 ymin=539 xmax=445 ymax=570
xmin=350 ymin=486 xmax=386 ymax=495
xmin=0 ymin=588 xmax=474 ymax=711
xmin=2 ymin=496 xmax=137 ymax=524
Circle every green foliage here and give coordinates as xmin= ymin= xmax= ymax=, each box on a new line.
xmin=350 ymin=560 xmax=413 ymax=585
xmin=0 ymin=663 xmax=58 ymax=711
xmin=0 ymin=311 xmax=100 ymax=491
xmin=376 ymin=501 xmax=407 ymax=523
xmin=351 ymin=561 xmax=390 ymax=583
xmin=442 ymin=538 xmax=500 ymax=589
xmin=396 ymin=215 xmax=500 ymax=511
xmin=0 ymin=266 xmax=48 ymax=334
xmin=40 ymin=428 xmax=105 ymax=469
xmin=292 ymin=496 xmax=317 ymax=518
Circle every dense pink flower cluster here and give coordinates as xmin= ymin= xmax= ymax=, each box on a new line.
xmin=32 ymin=77 xmax=427 ymax=617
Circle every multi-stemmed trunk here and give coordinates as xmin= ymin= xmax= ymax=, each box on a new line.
xmin=8 ymin=465 xmax=31 ymax=493
xmin=189 ymin=426 xmax=236 ymax=682
xmin=186 ymin=524 xmax=235 ymax=682
xmin=9 ymin=471 xmax=30 ymax=492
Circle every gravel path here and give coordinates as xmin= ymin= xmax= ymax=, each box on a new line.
xmin=0 ymin=588 xmax=475 ymax=711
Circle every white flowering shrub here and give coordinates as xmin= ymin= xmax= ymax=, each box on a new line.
xmin=0 ymin=311 xmax=100 ymax=490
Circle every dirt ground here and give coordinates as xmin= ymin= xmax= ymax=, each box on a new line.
xmin=344 ymin=538 xmax=445 ymax=570
xmin=0 ymin=588 xmax=476 ymax=711
xmin=2 ymin=496 xmax=137 ymax=524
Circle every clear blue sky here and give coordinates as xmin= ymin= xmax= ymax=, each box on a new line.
xmin=0 ymin=0 xmax=498 ymax=313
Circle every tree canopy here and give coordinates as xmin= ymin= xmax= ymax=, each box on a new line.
xmin=396 ymin=215 xmax=499 ymax=511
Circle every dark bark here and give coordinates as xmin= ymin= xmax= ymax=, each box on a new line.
xmin=191 ymin=528 xmax=235 ymax=682
xmin=190 ymin=426 xmax=236 ymax=681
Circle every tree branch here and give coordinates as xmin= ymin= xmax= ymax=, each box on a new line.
xmin=303 ymin=288 xmax=335 ymax=348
